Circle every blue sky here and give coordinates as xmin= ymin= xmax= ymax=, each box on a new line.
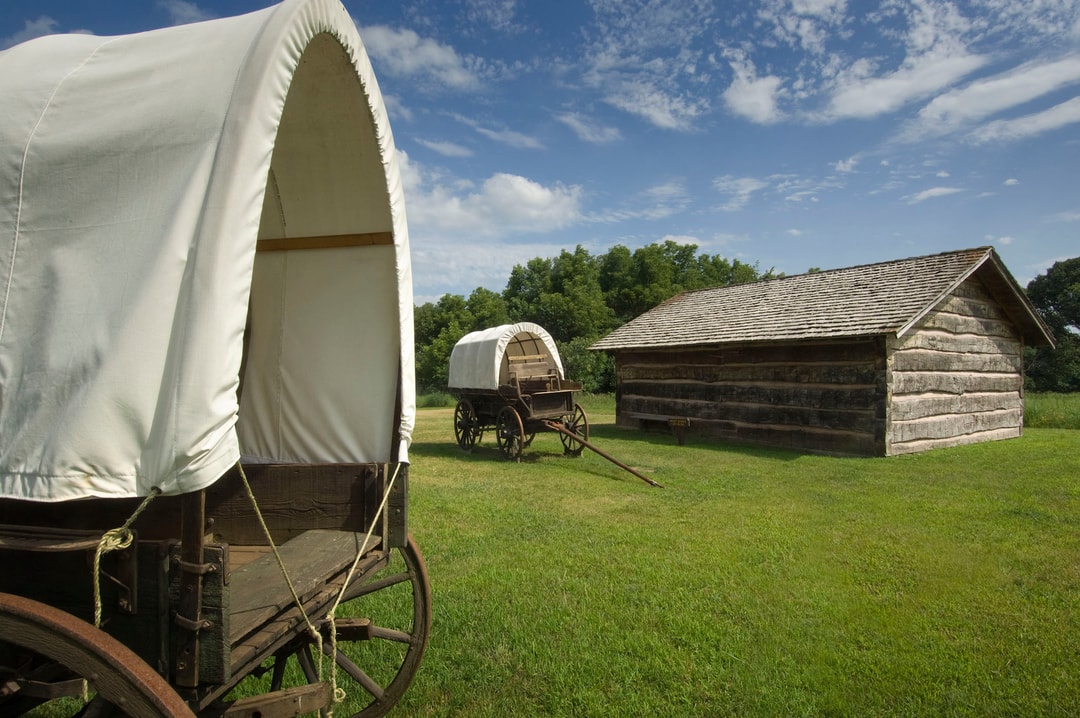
xmin=3 ymin=0 xmax=1079 ymax=304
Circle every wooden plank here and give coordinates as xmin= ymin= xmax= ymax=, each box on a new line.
xmin=223 ymin=682 xmax=331 ymax=717
xmin=618 ymin=361 xmax=883 ymax=385
xmin=0 ymin=463 xmax=387 ymax=545
xmin=890 ymin=371 xmax=1022 ymax=395
xmin=228 ymin=530 xmax=376 ymax=643
xmin=892 ymin=330 xmax=1021 ymax=356
xmin=889 ymin=392 xmax=1021 ymax=421
xmin=914 ymin=311 xmax=1018 ymax=339
xmin=618 ymin=337 xmax=883 ymax=368
xmin=890 ymin=349 xmax=1021 ymax=373
xmin=619 ymin=381 xmax=884 ymax=410
xmin=888 ymin=427 xmax=1021 ymax=455
xmin=889 ymin=408 xmax=1023 ymax=442
xmin=256 ymin=232 xmax=393 ymax=252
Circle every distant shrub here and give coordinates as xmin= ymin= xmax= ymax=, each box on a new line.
xmin=417 ymin=391 xmax=455 ymax=408
xmin=1024 ymin=393 xmax=1080 ymax=429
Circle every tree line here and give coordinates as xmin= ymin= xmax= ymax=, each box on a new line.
xmin=413 ymin=241 xmax=768 ymax=393
xmin=414 ymin=243 xmax=1080 ymax=395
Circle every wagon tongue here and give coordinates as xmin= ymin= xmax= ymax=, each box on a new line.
xmin=540 ymin=420 xmax=663 ymax=488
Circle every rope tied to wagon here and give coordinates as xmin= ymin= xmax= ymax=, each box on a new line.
xmin=235 ymin=462 xmax=326 ymax=673
xmin=324 ymin=462 xmax=404 ymax=712
xmin=236 ymin=460 xmax=403 ymax=717
xmin=86 ymin=486 xmax=162 ymax=702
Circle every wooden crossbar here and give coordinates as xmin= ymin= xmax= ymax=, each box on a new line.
xmin=256 ymin=232 xmax=393 ymax=252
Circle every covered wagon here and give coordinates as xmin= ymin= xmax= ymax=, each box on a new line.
xmin=0 ymin=1 xmax=429 ymax=716
xmin=448 ymin=323 xmax=588 ymax=461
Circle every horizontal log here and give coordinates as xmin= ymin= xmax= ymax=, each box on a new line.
xmin=891 ymin=330 xmax=1021 ymax=356
xmin=620 ymin=381 xmax=884 ymax=410
xmin=621 ymin=394 xmax=884 ymax=433
xmin=890 ymin=348 xmax=1021 ymax=373
xmin=642 ymin=414 xmax=884 ymax=456
xmin=933 ymin=293 xmax=1008 ymax=321
xmin=888 ymin=427 xmax=1021 ymax=455
xmin=914 ymin=311 xmax=1018 ymax=339
xmin=888 ymin=408 xmax=1022 ymax=443
xmin=617 ymin=338 xmax=883 ymax=368
xmin=618 ymin=362 xmax=883 ymax=385
xmin=889 ymin=371 xmax=1022 ymax=395
xmin=889 ymin=392 xmax=1021 ymax=421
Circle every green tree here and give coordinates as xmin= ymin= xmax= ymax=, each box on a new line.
xmin=503 ymin=245 xmax=615 ymax=343
xmin=413 ymin=288 xmax=510 ymax=392
xmin=599 ymin=240 xmax=764 ymax=321
xmin=1025 ymin=256 xmax=1080 ymax=392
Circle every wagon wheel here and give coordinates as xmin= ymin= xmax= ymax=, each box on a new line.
xmin=559 ymin=403 xmax=590 ymax=457
xmin=495 ymin=406 xmax=525 ymax=461
xmin=0 ymin=592 xmax=195 ymax=717
xmin=267 ymin=534 xmax=431 ymax=718
xmin=453 ymin=399 xmax=481 ymax=451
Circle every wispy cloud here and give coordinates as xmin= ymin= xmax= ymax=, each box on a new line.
xmin=415 ymin=138 xmax=473 ymax=158
xmin=556 ymin=112 xmax=623 ymax=144
xmin=1045 ymin=210 xmax=1080 ymax=222
xmin=603 ymin=78 xmax=708 ymax=131
xmin=903 ymin=55 xmax=1080 ymax=140
xmin=157 ymin=0 xmax=215 ymax=25
xmin=450 ymin=113 xmax=543 ymax=149
xmin=968 ymin=97 xmax=1080 ymax=145
xmin=904 ymin=186 xmax=964 ymax=204
xmin=713 ymin=175 xmax=769 ymax=211
xmin=591 ymin=180 xmax=691 ymax=222
xmin=1 ymin=16 xmax=61 ymax=48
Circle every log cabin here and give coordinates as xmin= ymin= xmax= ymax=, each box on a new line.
xmin=589 ymin=247 xmax=1055 ymax=456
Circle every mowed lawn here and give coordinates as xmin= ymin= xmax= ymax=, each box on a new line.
xmin=395 ymin=396 xmax=1080 ymax=717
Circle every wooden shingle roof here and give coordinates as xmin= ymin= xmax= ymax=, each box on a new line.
xmin=590 ymin=247 xmax=1055 ymax=351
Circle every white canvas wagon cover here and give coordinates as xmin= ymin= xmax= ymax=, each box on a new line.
xmin=448 ymin=322 xmax=564 ymax=392
xmin=0 ymin=0 xmax=415 ymax=502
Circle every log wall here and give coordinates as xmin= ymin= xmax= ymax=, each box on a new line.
xmin=885 ymin=277 xmax=1024 ymax=454
xmin=615 ymin=338 xmax=888 ymax=455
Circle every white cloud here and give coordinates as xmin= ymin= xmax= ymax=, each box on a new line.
xmin=399 ymin=148 xmax=584 ymax=297
xmin=1 ymin=16 xmax=59 ymax=48
xmin=157 ymin=0 xmax=214 ymax=25
xmin=713 ymin=175 xmax=769 ymax=211
xmin=360 ymin=25 xmax=483 ymax=90
xmin=903 ymin=186 xmax=964 ymax=203
xmin=604 ymin=78 xmax=708 ymax=131
xmin=968 ymin=97 xmax=1080 ymax=144
xmin=590 ymin=180 xmax=691 ymax=222
xmin=786 ymin=228 xmax=804 ymax=237
xmin=452 ymin=113 xmax=544 ymax=149
xmin=1046 ymin=210 xmax=1080 ymax=222
xmin=556 ymin=112 xmax=623 ymax=144
xmin=401 ymin=153 xmax=582 ymax=237
xmin=758 ymin=0 xmax=848 ymax=55
xmin=834 ymin=156 xmax=858 ymax=173
xmin=823 ymin=52 xmax=986 ymax=120
xmin=723 ymin=54 xmax=785 ymax=124
xmin=906 ymin=55 xmax=1080 ymax=139
xmin=415 ymin=139 xmax=473 ymax=157
xmin=1003 ymin=178 xmax=1019 ymax=186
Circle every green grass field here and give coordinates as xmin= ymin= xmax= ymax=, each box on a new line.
xmin=391 ymin=395 xmax=1080 ymax=717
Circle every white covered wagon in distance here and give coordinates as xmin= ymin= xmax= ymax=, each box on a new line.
xmin=448 ymin=323 xmax=589 ymax=461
